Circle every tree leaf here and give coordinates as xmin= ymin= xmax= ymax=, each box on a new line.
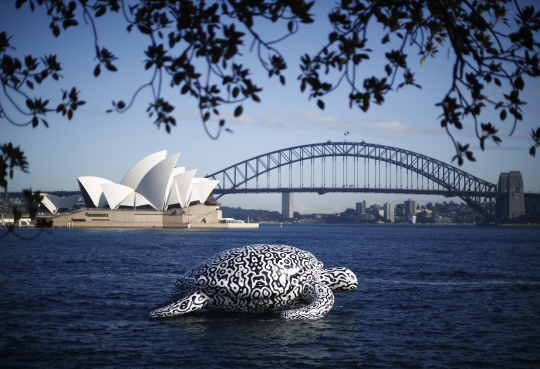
xmin=63 ymin=19 xmax=79 ymax=29
xmin=515 ymin=75 xmax=524 ymax=90
xmin=138 ymin=24 xmax=152 ymax=35
xmin=95 ymin=6 xmax=106 ymax=17
xmin=15 ymin=0 xmax=27 ymax=9
xmin=234 ymin=105 xmax=243 ymax=117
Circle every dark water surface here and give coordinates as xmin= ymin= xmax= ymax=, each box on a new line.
xmin=1 ymin=224 xmax=539 ymax=368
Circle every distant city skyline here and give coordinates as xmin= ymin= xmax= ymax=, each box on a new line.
xmin=2 ymin=1 xmax=539 ymax=214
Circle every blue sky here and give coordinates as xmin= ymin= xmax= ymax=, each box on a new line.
xmin=2 ymin=0 xmax=539 ymax=214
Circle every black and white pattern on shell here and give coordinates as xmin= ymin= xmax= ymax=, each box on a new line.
xmin=149 ymin=244 xmax=358 ymax=320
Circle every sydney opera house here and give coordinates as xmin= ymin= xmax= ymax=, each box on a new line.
xmin=50 ymin=151 xmax=257 ymax=229
xmin=77 ymin=150 xmax=218 ymax=211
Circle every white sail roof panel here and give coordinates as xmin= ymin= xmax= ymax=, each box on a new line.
xmin=41 ymin=194 xmax=63 ymax=214
xmin=59 ymin=194 xmax=81 ymax=210
xmin=120 ymin=150 xmax=167 ymax=190
xmin=77 ymin=176 xmax=113 ymax=208
xmin=136 ymin=153 xmax=180 ymax=211
xmin=100 ymin=183 xmax=134 ymax=210
xmin=175 ymin=169 xmax=196 ymax=208
xmin=118 ymin=192 xmax=153 ymax=208
xmin=192 ymin=180 xmax=219 ymax=205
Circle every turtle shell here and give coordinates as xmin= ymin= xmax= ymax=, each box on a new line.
xmin=173 ymin=244 xmax=323 ymax=312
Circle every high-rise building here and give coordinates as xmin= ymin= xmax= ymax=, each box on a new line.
xmin=384 ymin=202 xmax=395 ymax=223
xmin=356 ymin=201 xmax=366 ymax=214
xmin=282 ymin=192 xmax=294 ymax=219
xmin=404 ymin=198 xmax=417 ymax=216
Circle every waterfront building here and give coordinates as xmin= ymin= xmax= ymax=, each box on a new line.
xmin=404 ymin=198 xmax=417 ymax=216
xmin=45 ymin=151 xmax=257 ymax=229
xmin=383 ymin=202 xmax=395 ymax=223
xmin=356 ymin=201 xmax=366 ymax=214
xmin=282 ymin=192 xmax=294 ymax=219
xmin=77 ymin=151 xmax=218 ymax=211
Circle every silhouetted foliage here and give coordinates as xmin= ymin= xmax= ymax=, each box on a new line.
xmin=220 ymin=206 xmax=285 ymax=222
xmin=326 ymin=208 xmax=357 ymax=223
xmin=0 ymin=145 xmax=53 ymax=238
xmin=2 ymin=0 xmax=539 ymax=163
xmin=1 ymin=143 xmax=28 ymax=201
xmin=2 ymin=1 xmax=540 ymax=236
xmin=1 ymin=23 xmax=83 ymax=236
xmin=415 ymin=211 xmax=434 ymax=224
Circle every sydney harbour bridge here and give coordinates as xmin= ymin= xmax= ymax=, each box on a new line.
xmin=3 ymin=141 xmax=533 ymax=219
xmin=205 ymin=141 xmax=500 ymax=218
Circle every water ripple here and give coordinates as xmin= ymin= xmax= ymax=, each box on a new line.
xmin=1 ymin=225 xmax=539 ymax=368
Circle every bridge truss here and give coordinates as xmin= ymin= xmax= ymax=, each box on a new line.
xmin=206 ymin=142 xmax=499 ymax=218
xmin=0 ymin=191 xmax=83 ymax=206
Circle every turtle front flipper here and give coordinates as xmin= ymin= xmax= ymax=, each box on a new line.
xmin=149 ymin=290 xmax=209 ymax=318
xmin=280 ymin=283 xmax=334 ymax=321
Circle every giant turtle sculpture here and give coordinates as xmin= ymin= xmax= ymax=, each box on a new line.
xmin=149 ymin=244 xmax=357 ymax=320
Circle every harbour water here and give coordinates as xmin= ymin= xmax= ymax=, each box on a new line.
xmin=1 ymin=224 xmax=539 ymax=368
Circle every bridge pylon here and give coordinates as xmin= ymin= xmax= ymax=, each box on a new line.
xmin=495 ymin=172 xmax=525 ymax=219
xmin=282 ymin=192 xmax=294 ymax=219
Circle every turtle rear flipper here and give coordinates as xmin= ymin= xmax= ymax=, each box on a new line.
xmin=280 ymin=283 xmax=334 ymax=321
xmin=147 ymin=288 xmax=196 ymax=312
xmin=148 ymin=297 xmax=176 ymax=312
xmin=149 ymin=290 xmax=209 ymax=318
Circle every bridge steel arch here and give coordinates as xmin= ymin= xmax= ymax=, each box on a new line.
xmin=206 ymin=142 xmax=498 ymax=218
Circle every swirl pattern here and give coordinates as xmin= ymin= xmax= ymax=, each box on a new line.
xmin=149 ymin=244 xmax=357 ymax=320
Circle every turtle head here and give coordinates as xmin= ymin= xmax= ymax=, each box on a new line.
xmin=319 ymin=267 xmax=358 ymax=291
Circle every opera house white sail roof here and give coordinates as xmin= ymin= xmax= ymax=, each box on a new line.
xmin=76 ymin=151 xmax=219 ymax=211
xmin=40 ymin=193 xmax=81 ymax=214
